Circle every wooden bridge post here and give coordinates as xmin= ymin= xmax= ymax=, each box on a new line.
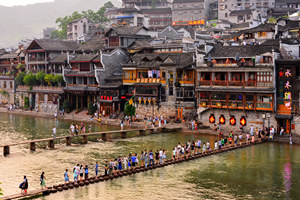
xmin=66 ymin=137 xmax=71 ymax=146
xmin=3 ymin=146 xmax=10 ymax=156
xmin=82 ymin=135 xmax=88 ymax=144
xmin=48 ymin=140 xmax=54 ymax=149
xmin=138 ymin=130 xmax=145 ymax=136
xmin=121 ymin=131 xmax=127 ymax=139
xmin=101 ymin=133 xmax=107 ymax=141
xmin=30 ymin=142 xmax=36 ymax=151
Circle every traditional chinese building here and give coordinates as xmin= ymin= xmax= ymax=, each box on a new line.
xmin=196 ymin=42 xmax=280 ymax=131
xmin=122 ymin=51 xmax=195 ymax=118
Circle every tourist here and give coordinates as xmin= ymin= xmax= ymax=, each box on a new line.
xmin=95 ymin=162 xmax=99 ymax=177
xmin=289 ymin=132 xmax=293 ymax=145
xmin=104 ymin=161 xmax=108 ymax=176
xmin=202 ymin=142 xmax=207 ymax=152
xmin=206 ymin=141 xmax=210 ymax=151
xmin=191 ymin=141 xmax=195 ymax=155
xmin=135 ymin=153 xmax=139 ymax=166
xmin=234 ymin=135 xmax=238 ymax=146
xmin=52 ymin=126 xmax=56 ymax=139
xmin=246 ymin=133 xmax=250 ymax=144
xmin=123 ymin=155 xmax=128 ymax=170
xmin=131 ymin=154 xmax=136 ymax=169
xmin=258 ymin=130 xmax=262 ymax=141
xmin=229 ymin=137 xmax=232 ymax=146
xmin=79 ymin=165 xmax=84 ymax=181
xmin=159 ymin=149 xmax=163 ymax=164
xmin=89 ymin=124 xmax=92 ymax=133
xmin=144 ymin=150 xmax=149 ymax=168
xmin=155 ymin=150 xmax=159 ymax=164
xmin=214 ymin=140 xmax=218 ymax=149
xmin=121 ymin=120 xmax=124 ymax=130
xmin=162 ymin=149 xmax=167 ymax=163
xmin=75 ymin=124 xmax=79 ymax=135
xmin=109 ymin=159 xmax=114 ymax=174
xmin=197 ymin=139 xmax=201 ymax=153
xmin=251 ymin=134 xmax=255 ymax=143
xmin=239 ymin=134 xmax=243 ymax=145
xmin=250 ymin=125 xmax=254 ymax=136
xmin=20 ymin=176 xmax=28 ymax=194
xmin=118 ymin=156 xmax=123 ymax=171
xmin=140 ymin=151 xmax=144 ymax=166
xmin=81 ymin=123 xmax=86 ymax=134
xmin=64 ymin=169 xmax=69 ymax=184
xmin=54 ymin=111 xmax=57 ymax=119
xmin=270 ymin=126 xmax=275 ymax=140
xmin=114 ymin=159 xmax=118 ymax=172
xmin=149 ymin=150 xmax=154 ymax=166
xmin=221 ymin=138 xmax=225 ymax=147
xmin=218 ymin=140 xmax=222 ymax=149
xmin=70 ymin=124 xmax=75 ymax=136
xmin=172 ymin=148 xmax=176 ymax=160
xmin=84 ymin=165 xmax=88 ymax=180
xmin=128 ymin=158 xmax=131 ymax=170
xmin=73 ymin=168 xmax=78 ymax=182
xmin=40 ymin=172 xmax=46 ymax=189
xmin=280 ymin=127 xmax=284 ymax=136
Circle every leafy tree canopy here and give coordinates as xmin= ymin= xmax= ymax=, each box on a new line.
xmin=51 ymin=1 xmax=114 ymax=39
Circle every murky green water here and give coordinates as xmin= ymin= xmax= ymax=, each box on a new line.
xmin=0 ymin=113 xmax=299 ymax=199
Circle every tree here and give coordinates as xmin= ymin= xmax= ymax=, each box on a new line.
xmin=44 ymin=74 xmax=54 ymax=86
xmin=36 ymin=71 xmax=46 ymax=86
xmin=52 ymin=1 xmax=115 ymax=39
xmin=124 ymin=104 xmax=135 ymax=116
xmin=15 ymin=72 xmax=26 ymax=85
xmin=23 ymin=73 xmax=36 ymax=86
xmin=24 ymin=96 xmax=29 ymax=108
xmin=53 ymin=75 xmax=64 ymax=87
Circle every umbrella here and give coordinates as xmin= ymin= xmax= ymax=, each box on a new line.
xmin=208 ymin=54 xmax=212 ymax=62
xmin=235 ymin=53 xmax=240 ymax=61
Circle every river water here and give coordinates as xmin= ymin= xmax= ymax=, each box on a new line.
xmin=0 ymin=113 xmax=299 ymax=199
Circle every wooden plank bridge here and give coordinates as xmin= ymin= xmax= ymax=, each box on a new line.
xmin=0 ymin=127 xmax=182 ymax=157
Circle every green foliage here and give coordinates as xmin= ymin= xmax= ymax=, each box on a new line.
xmin=23 ymin=73 xmax=36 ymax=86
xmin=44 ymin=74 xmax=54 ymax=86
xmin=16 ymin=72 xmax=26 ymax=85
xmin=0 ymin=90 xmax=9 ymax=98
xmin=52 ymin=1 xmax=114 ymax=39
xmin=36 ymin=71 xmax=46 ymax=85
xmin=124 ymin=104 xmax=135 ymax=116
xmin=53 ymin=75 xmax=64 ymax=86
xmin=0 ymin=182 xmax=3 ymax=196
xmin=24 ymin=96 xmax=29 ymax=108
xmin=268 ymin=17 xmax=277 ymax=24
xmin=16 ymin=63 xmax=25 ymax=69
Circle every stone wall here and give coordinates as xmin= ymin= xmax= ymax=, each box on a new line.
xmin=198 ymin=108 xmax=277 ymax=133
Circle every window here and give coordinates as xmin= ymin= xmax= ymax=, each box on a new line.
xmin=176 ymin=88 xmax=184 ymax=98
xmin=73 ymin=77 xmax=76 ymax=84
xmin=84 ymin=77 xmax=87 ymax=85
xmin=258 ymin=32 xmax=267 ymax=37
xmin=257 ymin=72 xmax=272 ymax=82
xmin=225 ymin=13 xmax=228 ymax=17
xmin=257 ymin=95 xmax=272 ymax=109
xmin=74 ymin=25 xmax=77 ymax=31
xmin=10 ymin=82 xmax=12 ymax=89
xmin=3 ymin=81 xmax=6 ymax=88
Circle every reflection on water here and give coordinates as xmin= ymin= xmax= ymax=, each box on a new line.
xmin=0 ymin=113 xmax=300 ymax=199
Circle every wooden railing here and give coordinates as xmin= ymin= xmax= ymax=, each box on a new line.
xmin=197 ymin=80 xmax=271 ymax=88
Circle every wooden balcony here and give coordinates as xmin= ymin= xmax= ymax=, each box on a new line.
xmin=197 ymin=80 xmax=271 ymax=88
xmin=176 ymin=78 xmax=194 ymax=84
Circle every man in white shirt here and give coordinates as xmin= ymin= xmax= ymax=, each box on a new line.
xmin=52 ymin=126 xmax=56 ymax=139
xmin=159 ymin=149 xmax=163 ymax=164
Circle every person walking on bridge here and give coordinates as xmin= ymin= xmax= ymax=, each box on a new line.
xmin=40 ymin=172 xmax=46 ymax=189
xmin=52 ymin=126 xmax=56 ymax=139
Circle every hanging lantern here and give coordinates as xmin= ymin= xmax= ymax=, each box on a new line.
xmin=209 ymin=115 xmax=215 ymax=123
xmin=148 ymin=97 xmax=151 ymax=104
xmin=248 ymin=103 xmax=254 ymax=109
xmin=229 ymin=116 xmax=236 ymax=126
xmin=216 ymin=102 xmax=222 ymax=108
xmin=202 ymin=101 xmax=207 ymax=108
xmin=143 ymin=98 xmax=147 ymax=104
xmin=219 ymin=115 xmax=226 ymax=124
xmin=138 ymin=97 xmax=142 ymax=104
xmin=240 ymin=117 xmax=247 ymax=126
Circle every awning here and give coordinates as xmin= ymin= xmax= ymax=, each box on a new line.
xmin=275 ymin=114 xmax=293 ymax=120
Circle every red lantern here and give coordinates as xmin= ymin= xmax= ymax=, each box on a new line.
xmin=209 ymin=115 xmax=215 ymax=123
xmin=219 ymin=115 xmax=226 ymax=124
xmin=240 ymin=117 xmax=247 ymax=126
xmin=101 ymin=96 xmax=103 ymax=100
xmin=230 ymin=116 xmax=236 ymax=126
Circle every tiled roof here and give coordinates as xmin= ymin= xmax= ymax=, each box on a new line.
xmin=69 ymin=54 xmax=98 ymax=62
xmin=33 ymin=39 xmax=80 ymax=51
xmin=124 ymin=52 xmax=194 ymax=68
xmin=207 ymin=43 xmax=279 ymax=58
xmin=77 ymin=35 xmax=105 ymax=51
xmin=49 ymin=54 xmax=67 ymax=63
xmin=173 ymin=0 xmax=204 ymax=3
xmin=141 ymin=8 xmax=172 ymax=14
xmin=64 ymin=85 xmax=99 ymax=92
xmin=106 ymin=26 xmax=146 ymax=36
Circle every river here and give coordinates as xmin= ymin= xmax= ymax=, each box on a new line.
xmin=0 ymin=113 xmax=299 ymax=199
